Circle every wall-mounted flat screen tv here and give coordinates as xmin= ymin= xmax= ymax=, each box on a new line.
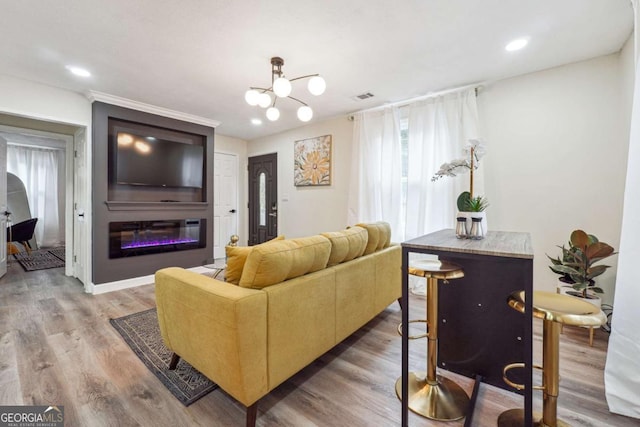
xmin=115 ymin=132 xmax=204 ymax=189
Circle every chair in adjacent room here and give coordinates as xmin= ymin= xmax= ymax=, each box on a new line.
xmin=7 ymin=218 xmax=38 ymax=255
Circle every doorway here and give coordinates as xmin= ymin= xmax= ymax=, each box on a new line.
xmin=248 ymin=153 xmax=277 ymax=245
xmin=213 ymin=152 xmax=238 ymax=259
xmin=0 ymin=119 xmax=86 ymax=286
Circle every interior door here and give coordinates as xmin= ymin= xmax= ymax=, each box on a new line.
xmin=72 ymin=128 xmax=87 ymax=286
xmin=0 ymin=136 xmax=7 ymax=278
xmin=248 ymin=153 xmax=277 ymax=245
xmin=213 ymin=152 xmax=238 ymax=259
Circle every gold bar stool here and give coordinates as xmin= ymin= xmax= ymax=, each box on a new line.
xmin=395 ymin=260 xmax=470 ymax=421
xmin=498 ymin=290 xmax=606 ymax=427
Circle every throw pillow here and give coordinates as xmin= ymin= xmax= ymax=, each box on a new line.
xmin=239 ymin=235 xmax=331 ymax=289
xmin=321 ymin=226 xmax=368 ymax=266
xmin=225 ymin=235 xmax=284 ymax=284
xmin=356 ymin=222 xmax=392 ymax=255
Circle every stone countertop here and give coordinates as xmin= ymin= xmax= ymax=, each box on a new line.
xmin=402 ymin=229 xmax=533 ymax=259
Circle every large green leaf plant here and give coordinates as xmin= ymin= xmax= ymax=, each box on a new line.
xmin=547 ymin=230 xmax=616 ymax=298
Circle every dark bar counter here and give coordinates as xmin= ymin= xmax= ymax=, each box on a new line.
xmin=400 ymin=229 xmax=534 ymax=426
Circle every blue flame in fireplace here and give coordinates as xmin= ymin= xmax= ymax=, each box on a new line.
xmin=121 ymin=237 xmax=199 ymax=250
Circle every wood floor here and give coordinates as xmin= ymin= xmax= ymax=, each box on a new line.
xmin=0 ymin=260 xmax=637 ymax=427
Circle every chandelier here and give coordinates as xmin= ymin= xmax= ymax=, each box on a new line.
xmin=245 ymin=57 xmax=326 ymax=122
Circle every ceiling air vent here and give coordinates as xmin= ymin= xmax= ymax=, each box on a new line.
xmin=352 ymin=92 xmax=375 ymax=101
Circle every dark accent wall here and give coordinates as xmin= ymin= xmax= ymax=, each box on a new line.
xmin=92 ymin=102 xmax=215 ymax=284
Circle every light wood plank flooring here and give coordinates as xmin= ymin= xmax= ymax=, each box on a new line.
xmin=0 ymin=260 xmax=637 ymax=426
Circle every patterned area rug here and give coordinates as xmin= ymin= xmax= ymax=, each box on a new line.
xmin=110 ymin=308 xmax=218 ymax=406
xmin=13 ymin=248 xmax=65 ymax=271
xmin=47 ymin=247 xmax=66 ymax=261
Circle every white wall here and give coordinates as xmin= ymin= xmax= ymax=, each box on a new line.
xmin=0 ymin=74 xmax=91 ymax=126
xmin=248 ymin=116 xmax=354 ymax=238
xmin=479 ymin=52 xmax=630 ymax=304
xmin=215 ymin=134 xmax=248 ymax=245
xmin=621 ymin=33 xmax=636 ymax=128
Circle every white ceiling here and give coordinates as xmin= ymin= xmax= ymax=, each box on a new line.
xmin=0 ymin=0 xmax=634 ymax=141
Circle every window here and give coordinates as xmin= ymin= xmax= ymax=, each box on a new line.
xmin=400 ymin=117 xmax=409 ymax=233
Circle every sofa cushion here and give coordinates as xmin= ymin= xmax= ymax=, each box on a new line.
xmin=239 ymin=235 xmax=331 ymax=289
xmin=225 ymin=235 xmax=284 ymax=284
xmin=356 ymin=222 xmax=392 ymax=255
xmin=321 ymin=226 xmax=368 ymax=266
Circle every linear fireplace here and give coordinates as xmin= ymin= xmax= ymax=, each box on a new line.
xmin=109 ymin=219 xmax=206 ymax=259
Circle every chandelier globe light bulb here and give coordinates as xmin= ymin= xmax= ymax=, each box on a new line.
xmin=308 ymin=76 xmax=326 ymax=96
xmin=257 ymin=92 xmax=272 ymax=108
xmin=297 ymin=106 xmax=313 ymax=122
xmin=266 ymin=107 xmax=280 ymax=121
xmin=273 ymin=77 xmax=292 ymax=97
xmin=245 ymin=89 xmax=260 ymax=106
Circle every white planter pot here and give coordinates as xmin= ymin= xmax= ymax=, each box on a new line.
xmin=556 ymin=279 xmax=602 ymax=309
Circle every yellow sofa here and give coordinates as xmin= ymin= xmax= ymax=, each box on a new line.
xmin=155 ymin=223 xmax=401 ymax=426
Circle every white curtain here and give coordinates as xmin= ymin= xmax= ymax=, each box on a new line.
xmin=348 ymin=88 xmax=481 ymax=243
xmin=7 ymin=145 xmax=64 ymax=247
xmin=347 ymin=107 xmax=403 ymax=241
xmin=405 ymin=89 xmax=480 ymax=240
xmin=604 ymin=2 xmax=640 ymax=417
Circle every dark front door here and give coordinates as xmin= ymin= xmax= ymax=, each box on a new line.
xmin=248 ymin=153 xmax=277 ymax=245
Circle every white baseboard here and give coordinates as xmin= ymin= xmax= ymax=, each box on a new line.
xmin=90 ymin=266 xmax=212 ymax=295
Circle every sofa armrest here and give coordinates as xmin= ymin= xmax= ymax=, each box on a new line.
xmin=155 ymin=267 xmax=268 ymax=406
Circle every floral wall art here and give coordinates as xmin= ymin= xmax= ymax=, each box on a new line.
xmin=294 ymin=135 xmax=332 ymax=186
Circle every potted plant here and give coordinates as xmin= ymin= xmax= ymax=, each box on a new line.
xmin=466 ymin=195 xmax=489 ymax=212
xmin=433 ymin=139 xmax=489 ymax=237
xmin=547 ymin=229 xmax=616 ymax=307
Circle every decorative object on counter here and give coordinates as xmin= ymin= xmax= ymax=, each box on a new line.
xmin=452 ymin=191 xmax=489 ymax=239
xmin=468 ymin=217 xmax=484 ymax=240
xmin=547 ymin=229 xmax=616 ymax=309
xmin=466 ymin=195 xmax=489 ymax=239
xmin=432 ymin=139 xmax=488 ymax=238
xmin=455 ymin=216 xmax=468 ymax=238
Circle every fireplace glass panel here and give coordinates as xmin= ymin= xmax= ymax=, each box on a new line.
xmin=109 ymin=219 xmax=206 ymax=258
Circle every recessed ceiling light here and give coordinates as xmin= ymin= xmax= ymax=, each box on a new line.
xmin=251 ymin=118 xmax=262 ymax=125
xmin=505 ymin=38 xmax=529 ymax=52
xmin=65 ymin=65 xmax=91 ymax=77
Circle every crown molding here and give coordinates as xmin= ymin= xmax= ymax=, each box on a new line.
xmin=85 ymin=91 xmax=220 ymax=128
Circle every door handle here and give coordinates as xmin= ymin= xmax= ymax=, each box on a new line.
xmin=229 ymin=209 xmax=236 ymax=213
xmin=268 ymin=213 xmax=277 ymax=217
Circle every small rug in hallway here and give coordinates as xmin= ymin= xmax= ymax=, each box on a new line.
xmin=110 ymin=308 xmax=218 ymax=406
xmin=47 ymin=247 xmax=66 ymax=261
xmin=13 ymin=248 xmax=65 ymax=271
